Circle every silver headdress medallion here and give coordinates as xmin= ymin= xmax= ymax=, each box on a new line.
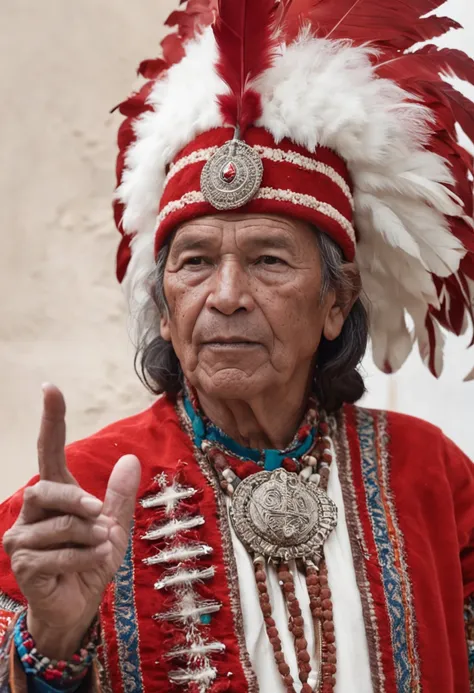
xmin=200 ymin=137 xmax=263 ymax=210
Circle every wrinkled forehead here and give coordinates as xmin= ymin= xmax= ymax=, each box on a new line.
xmin=168 ymin=213 xmax=320 ymax=255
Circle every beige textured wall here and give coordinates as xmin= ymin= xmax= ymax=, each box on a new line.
xmin=0 ymin=0 xmax=175 ymax=500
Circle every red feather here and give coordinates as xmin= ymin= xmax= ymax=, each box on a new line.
xmin=165 ymin=5 xmax=216 ymax=39
xmin=282 ymin=0 xmax=458 ymax=50
xmin=213 ymin=0 xmax=279 ymax=134
xmin=137 ymin=58 xmax=168 ymax=80
xmin=161 ymin=33 xmax=186 ymax=66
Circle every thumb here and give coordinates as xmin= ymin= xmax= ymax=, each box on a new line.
xmin=103 ymin=455 xmax=141 ymax=532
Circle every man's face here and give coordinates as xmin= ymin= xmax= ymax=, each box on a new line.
xmin=160 ymin=214 xmax=343 ymax=400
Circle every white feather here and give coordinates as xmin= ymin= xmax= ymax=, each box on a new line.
xmin=116 ymin=28 xmax=470 ymax=375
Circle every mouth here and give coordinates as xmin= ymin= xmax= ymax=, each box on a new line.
xmin=202 ymin=338 xmax=260 ymax=348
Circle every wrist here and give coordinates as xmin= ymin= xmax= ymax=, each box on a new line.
xmin=26 ymin=608 xmax=97 ymax=661
xmin=14 ymin=611 xmax=98 ymax=687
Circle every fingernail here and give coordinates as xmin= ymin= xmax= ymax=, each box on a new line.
xmin=96 ymin=540 xmax=111 ymax=556
xmin=81 ymin=496 xmax=103 ymax=515
xmin=92 ymin=525 xmax=109 ymax=541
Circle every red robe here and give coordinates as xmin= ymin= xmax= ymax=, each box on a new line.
xmin=0 ymin=395 xmax=473 ymax=692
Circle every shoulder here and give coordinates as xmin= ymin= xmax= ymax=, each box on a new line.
xmin=346 ymin=403 xmax=472 ymax=477
xmin=65 ymin=394 xmax=190 ymax=497
xmin=349 ymin=403 xmax=443 ymax=442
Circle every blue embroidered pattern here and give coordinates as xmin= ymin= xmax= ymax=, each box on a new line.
xmin=356 ymin=409 xmax=420 ymax=691
xmin=113 ymin=522 xmax=145 ymax=693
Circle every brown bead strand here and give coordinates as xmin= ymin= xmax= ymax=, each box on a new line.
xmin=318 ymin=563 xmax=337 ymax=692
xmin=254 ymin=559 xmax=296 ymax=693
xmin=311 ymin=415 xmax=337 ymax=693
xmin=204 ymin=446 xmax=239 ymax=496
xmin=277 ymin=562 xmax=314 ymax=693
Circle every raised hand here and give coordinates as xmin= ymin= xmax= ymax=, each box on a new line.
xmin=2 ymin=384 xmax=141 ymax=659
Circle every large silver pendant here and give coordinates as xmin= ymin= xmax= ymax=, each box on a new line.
xmin=200 ymin=139 xmax=263 ymax=210
xmin=230 ymin=467 xmax=338 ymax=564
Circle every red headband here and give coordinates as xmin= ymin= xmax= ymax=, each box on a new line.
xmin=154 ymin=127 xmax=356 ymax=261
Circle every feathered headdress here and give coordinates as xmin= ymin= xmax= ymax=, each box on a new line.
xmin=113 ymin=0 xmax=474 ymax=379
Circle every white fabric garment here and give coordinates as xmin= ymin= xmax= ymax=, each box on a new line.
xmin=228 ymin=445 xmax=373 ymax=693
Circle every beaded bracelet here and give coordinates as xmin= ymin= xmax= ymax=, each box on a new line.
xmin=13 ymin=611 xmax=99 ymax=689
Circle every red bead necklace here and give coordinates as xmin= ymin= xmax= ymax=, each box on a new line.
xmin=203 ymin=409 xmax=337 ymax=693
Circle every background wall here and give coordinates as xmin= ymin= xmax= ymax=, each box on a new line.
xmin=0 ymin=0 xmax=473 ymax=501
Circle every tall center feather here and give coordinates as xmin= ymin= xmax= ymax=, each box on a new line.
xmin=214 ymin=0 xmax=279 ymax=135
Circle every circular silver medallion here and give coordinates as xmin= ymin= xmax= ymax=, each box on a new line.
xmin=200 ymin=139 xmax=263 ymax=210
xmin=230 ymin=467 xmax=338 ymax=563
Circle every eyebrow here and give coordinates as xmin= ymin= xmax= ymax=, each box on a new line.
xmin=169 ymin=235 xmax=216 ymax=257
xmin=169 ymin=229 xmax=297 ymax=257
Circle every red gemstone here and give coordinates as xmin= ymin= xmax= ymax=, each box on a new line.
xmin=221 ymin=161 xmax=237 ymax=183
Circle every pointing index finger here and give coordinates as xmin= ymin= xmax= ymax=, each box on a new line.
xmin=37 ymin=384 xmax=74 ymax=484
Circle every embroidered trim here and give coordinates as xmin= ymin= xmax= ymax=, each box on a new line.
xmin=357 ymin=409 xmax=421 ymax=691
xmin=154 ymin=597 xmax=222 ymax=623
xmin=166 ymin=147 xmax=218 ymax=183
xmin=97 ymin=606 xmax=113 ymax=693
xmin=166 ymin=144 xmax=353 ymax=207
xmin=168 ymin=666 xmax=218 ymax=685
xmin=0 ymin=609 xmax=23 ymax=688
xmin=177 ymin=396 xmax=259 ymax=693
xmin=113 ymin=522 xmax=145 ymax=692
xmin=335 ymin=409 xmax=385 ymax=693
xmin=375 ymin=412 xmax=421 ymax=690
xmin=166 ymin=642 xmax=226 ymax=658
xmin=141 ymin=469 xmax=224 ymax=690
xmin=157 ymin=188 xmax=355 ymax=244
xmin=143 ymin=515 xmax=205 ymax=540
xmin=154 ymin=566 xmax=216 ymax=590
xmin=144 ymin=542 xmax=213 ymax=565
xmin=0 ymin=593 xmax=22 ymax=613
xmin=254 ymin=145 xmax=353 ymax=205
xmin=257 ymin=188 xmax=355 ymax=241
xmin=141 ymin=483 xmax=197 ymax=512
xmin=158 ymin=191 xmax=205 ymax=225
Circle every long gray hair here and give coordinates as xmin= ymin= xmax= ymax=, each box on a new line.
xmin=134 ymin=230 xmax=369 ymax=413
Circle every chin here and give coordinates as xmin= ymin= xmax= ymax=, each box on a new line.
xmin=193 ymin=368 xmax=269 ymax=401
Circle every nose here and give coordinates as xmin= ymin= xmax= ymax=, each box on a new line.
xmin=206 ymin=257 xmax=254 ymax=316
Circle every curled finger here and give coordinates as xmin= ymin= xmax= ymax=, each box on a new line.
xmin=3 ymin=515 xmax=109 ymax=553
xmin=11 ymin=542 xmax=113 ymax=580
xmin=21 ymin=480 xmax=103 ymax=524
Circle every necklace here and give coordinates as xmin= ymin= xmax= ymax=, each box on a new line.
xmin=199 ymin=402 xmax=338 ymax=693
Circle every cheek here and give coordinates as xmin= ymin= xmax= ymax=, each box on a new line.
xmin=263 ymin=286 xmax=323 ymax=352
xmin=164 ymin=279 xmax=205 ymax=350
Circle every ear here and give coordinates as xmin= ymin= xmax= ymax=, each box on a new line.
xmin=160 ymin=313 xmax=172 ymax=342
xmin=323 ymin=263 xmax=361 ymax=342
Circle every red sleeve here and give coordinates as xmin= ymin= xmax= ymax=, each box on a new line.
xmin=442 ymin=434 xmax=474 ymax=600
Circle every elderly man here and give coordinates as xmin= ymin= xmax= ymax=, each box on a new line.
xmin=0 ymin=0 xmax=473 ymax=692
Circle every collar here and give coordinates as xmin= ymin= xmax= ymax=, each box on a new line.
xmin=183 ymin=394 xmax=316 ymax=472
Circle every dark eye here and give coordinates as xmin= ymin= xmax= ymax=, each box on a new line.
xmin=184 ymin=256 xmax=207 ymax=267
xmin=257 ymin=255 xmax=286 ymax=266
